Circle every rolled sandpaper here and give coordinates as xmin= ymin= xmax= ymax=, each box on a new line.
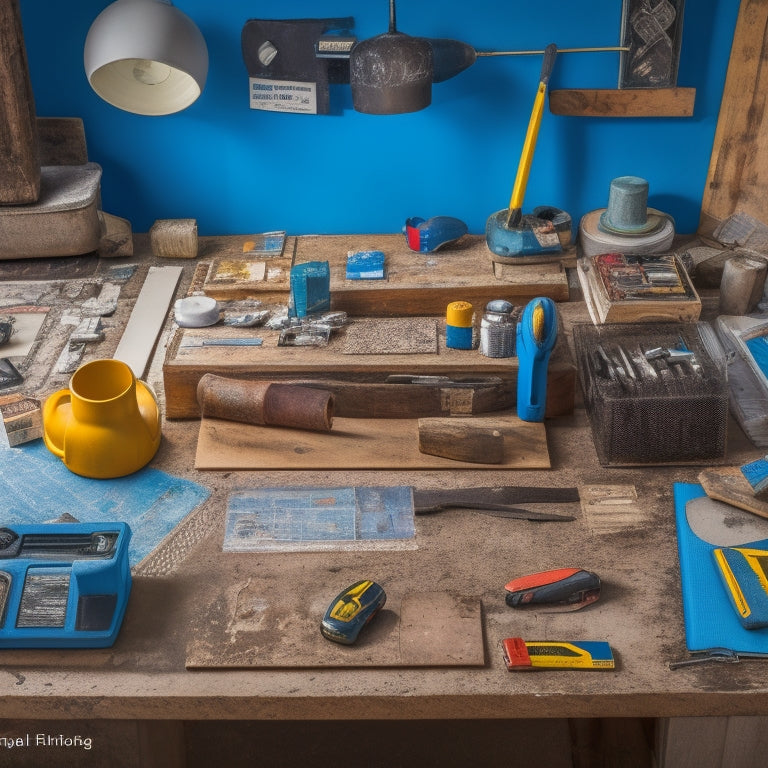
xmin=197 ymin=373 xmax=334 ymax=432
xmin=719 ymin=254 xmax=768 ymax=316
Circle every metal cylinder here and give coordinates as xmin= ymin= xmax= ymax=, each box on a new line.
xmin=479 ymin=300 xmax=516 ymax=358
xmin=197 ymin=374 xmax=334 ymax=432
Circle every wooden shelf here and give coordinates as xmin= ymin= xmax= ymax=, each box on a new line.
xmin=549 ymin=87 xmax=696 ymax=117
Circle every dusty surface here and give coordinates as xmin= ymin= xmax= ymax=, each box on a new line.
xmin=0 ymin=238 xmax=766 ymax=722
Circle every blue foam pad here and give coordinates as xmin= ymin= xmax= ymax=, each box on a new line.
xmin=0 ymin=440 xmax=210 ymax=566
xmin=674 ymin=482 xmax=768 ymax=655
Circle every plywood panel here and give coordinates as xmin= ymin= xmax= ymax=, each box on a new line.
xmin=194 ymin=413 xmax=550 ymax=470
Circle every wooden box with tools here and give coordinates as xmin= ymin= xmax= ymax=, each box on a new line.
xmin=573 ymin=322 xmax=728 ymax=466
xmin=162 ymin=318 xmax=577 ymax=421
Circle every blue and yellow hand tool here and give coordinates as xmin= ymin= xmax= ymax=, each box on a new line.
xmin=516 ymin=297 xmax=558 ymax=421
xmin=505 ymin=568 xmax=601 ymax=611
xmin=713 ymin=546 xmax=768 ymax=629
xmin=321 ymin=579 xmax=386 ymax=645
xmin=502 ymin=637 xmax=615 ymax=670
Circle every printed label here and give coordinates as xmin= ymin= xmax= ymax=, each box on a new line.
xmin=249 ymin=78 xmax=317 ymax=114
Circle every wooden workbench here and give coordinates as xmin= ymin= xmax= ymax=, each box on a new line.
xmin=0 ymin=234 xmax=766 ymax=768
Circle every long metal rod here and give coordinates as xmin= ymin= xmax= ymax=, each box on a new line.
xmin=477 ymin=46 xmax=629 ymax=56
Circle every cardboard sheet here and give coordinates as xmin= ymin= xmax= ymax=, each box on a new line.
xmin=195 ymin=413 xmax=550 ymax=471
xmin=186 ymin=589 xmax=484 ymax=669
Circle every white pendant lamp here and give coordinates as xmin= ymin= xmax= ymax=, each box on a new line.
xmin=84 ymin=0 xmax=208 ymax=116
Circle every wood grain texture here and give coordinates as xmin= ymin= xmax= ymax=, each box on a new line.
xmin=549 ymin=87 xmax=695 ymax=117
xmin=37 ymin=117 xmax=88 ymax=166
xmin=196 ymin=234 xmax=570 ymax=310
xmin=162 ymin=323 xmax=576 ymax=420
xmin=186 ymin=590 xmax=484 ymax=670
xmin=418 ymin=417 xmax=505 ymax=463
xmin=698 ymin=466 xmax=768 ymax=520
xmin=699 ymin=0 xmax=768 ymax=236
xmin=194 ymin=413 xmax=550 ymax=470
xmin=0 ymin=0 xmax=40 ymax=203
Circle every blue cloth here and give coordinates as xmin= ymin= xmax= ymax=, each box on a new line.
xmin=1 ymin=440 xmax=210 ymax=566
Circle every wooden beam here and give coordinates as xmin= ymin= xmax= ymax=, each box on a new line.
xmin=0 ymin=0 xmax=40 ymax=204
xmin=699 ymin=0 xmax=768 ymax=236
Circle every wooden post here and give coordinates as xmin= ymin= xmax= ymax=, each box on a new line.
xmin=0 ymin=0 xmax=40 ymax=204
xmin=699 ymin=0 xmax=768 ymax=236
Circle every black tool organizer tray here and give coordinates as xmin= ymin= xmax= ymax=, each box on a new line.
xmin=573 ymin=322 xmax=728 ymax=466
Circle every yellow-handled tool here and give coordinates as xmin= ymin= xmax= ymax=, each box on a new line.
xmin=506 ymin=43 xmax=558 ymax=229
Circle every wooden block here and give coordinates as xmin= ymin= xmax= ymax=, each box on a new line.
xmin=698 ymin=466 xmax=768 ymax=520
xmin=297 ymin=234 xmax=570 ymax=315
xmin=0 ymin=393 xmax=41 ymax=446
xmin=37 ymin=117 xmax=88 ymax=166
xmin=162 ymin=323 xmax=576 ymax=420
xmin=150 ymin=219 xmax=198 ymax=259
xmin=418 ymin=417 xmax=505 ymax=463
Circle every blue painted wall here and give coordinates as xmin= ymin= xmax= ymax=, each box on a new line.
xmin=19 ymin=0 xmax=741 ymax=237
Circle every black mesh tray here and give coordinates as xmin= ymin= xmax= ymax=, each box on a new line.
xmin=573 ymin=322 xmax=728 ymax=466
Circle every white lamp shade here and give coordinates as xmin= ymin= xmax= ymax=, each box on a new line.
xmin=84 ymin=0 xmax=208 ymax=116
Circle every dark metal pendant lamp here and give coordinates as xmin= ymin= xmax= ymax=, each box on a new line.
xmin=349 ymin=0 xmax=433 ymax=115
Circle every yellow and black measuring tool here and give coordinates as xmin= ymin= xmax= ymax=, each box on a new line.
xmin=713 ymin=546 xmax=768 ymax=629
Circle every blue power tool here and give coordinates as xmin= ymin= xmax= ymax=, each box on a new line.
xmin=0 ymin=522 xmax=131 ymax=648
xmin=516 ymin=297 xmax=558 ymax=422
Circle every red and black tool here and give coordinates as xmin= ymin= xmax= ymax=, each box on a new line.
xmin=505 ymin=567 xmax=601 ymax=611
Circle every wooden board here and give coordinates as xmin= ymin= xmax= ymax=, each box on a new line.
xmin=195 ymin=413 xmax=550 ymax=470
xmin=199 ymin=236 xmax=295 ymax=299
xmin=698 ymin=466 xmax=768 ymax=520
xmin=549 ymin=88 xmax=695 ymax=118
xmin=162 ymin=321 xmax=576 ymax=420
xmin=186 ymin=590 xmax=484 ymax=670
xmin=193 ymin=233 xmax=569 ymax=313
xmin=699 ymin=0 xmax=768 ymax=237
